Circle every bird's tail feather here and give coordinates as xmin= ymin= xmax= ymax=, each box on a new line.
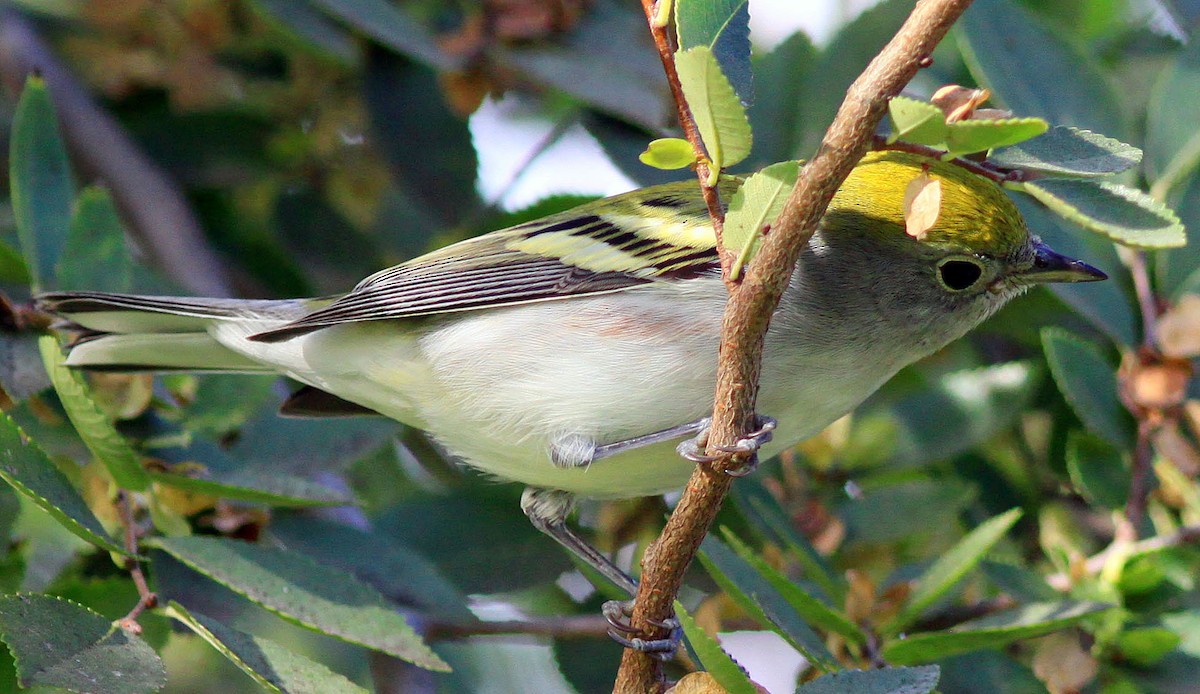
xmin=37 ymin=291 xmax=311 ymax=373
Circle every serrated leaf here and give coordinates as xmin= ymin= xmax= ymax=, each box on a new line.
xmin=1021 ymin=179 xmax=1185 ymax=249
xmin=944 ymin=117 xmax=1048 ymax=155
xmin=1041 ymin=328 xmax=1135 ymax=447
xmin=675 ymin=46 xmax=752 ymax=172
xmin=39 ymin=337 xmax=150 ymax=491
xmin=0 ymin=414 xmax=126 ymax=555
xmin=724 ymin=160 xmax=799 ymax=278
xmin=1065 ymin=431 xmax=1129 ymax=509
xmin=718 ymin=529 xmax=864 ymax=644
xmin=268 ymin=513 xmax=473 ymax=623
xmin=958 ymin=0 xmax=1125 ymax=139
xmin=1116 ymin=627 xmax=1181 ymax=667
xmin=731 ymin=479 xmax=843 ymax=603
xmin=150 ymin=535 xmax=448 ymax=671
xmin=308 ymin=0 xmax=457 ymax=71
xmin=10 ymin=76 xmax=73 ymax=291
xmin=796 ymin=665 xmax=940 ymax=694
xmin=59 ymin=186 xmax=133 ymax=293
xmin=887 ymin=96 xmax=949 ymax=146
xmin=149 ymin=469 xmax=352 ymax=508
xmin=989 ymin=126 xmax=1141 ymax=178
xmin=0 ymin=593 xmax=164 ymax=693
xmin=639 ymin=138 xmax=696 ymax=170
xmin=698 ymin=534 xmax=837 ymax=671
xmin=890 ymin=508 xmax=1023 ymax=632
xmin=676 ymin=602 xmax=758 ymax=694
xmin=882 ymin=601 xmax=1111 ymax=665
xmin=675 ymin=0 xmax=752 ymax=105
xmin=164 ymin=602 xmax=369 ymax=693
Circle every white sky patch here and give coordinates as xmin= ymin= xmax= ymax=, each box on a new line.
xmin=719 ymin=630 xmax=809 ymax=691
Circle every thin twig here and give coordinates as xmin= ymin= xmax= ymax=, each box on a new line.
xmin=1046 ymin=523 xmax=1200 ymax=591
xmin=1125 ymin=419 xmax=1155 ymax=531
xmin=115 ymin=491 xmax=157 ymax=634
xmin=0 ymin=8 xmax=233 ymax=297
xmin=1125 ymin=250 xmax=1160 ymax=351
xmin=870 ymin=135 xmax=1037 ymax=183
xmin=426 ymin=614 xmax=612 ymax=641
xmin=613 ymin=1 xmax=974 ymax=690
xmin=638 ymin=0 xmax=732 ymax=277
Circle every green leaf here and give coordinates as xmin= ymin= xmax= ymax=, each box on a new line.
xmin=1163 ymin=611 xmax=1200 ymax=657
xmin=731 ymin=479 xmax=843 ymax=603
xmin=957 ymin=0 xmax=1125 ymax=139
xmin=865 ymin=361 xmax=1039 ymax=468
xmin=676 ymin=602 xmax=758 ymax=694
xmin=1065 ymin=431 xmax=1130 ymax=509
xmin=887 ymin=97 xmax=948 ymax=146
xmin=748 ymin=32 xmax=815 ymax=168
xmin=1116 ymin=627 xmax=1182 ymax=667
xmin=989 ymin=126 xmax=1141 ymax=178
xmin=0 ymin=593 xmax=164 ymax=692
xmin=164 ymin=602 xmax=370 ymax=693
xmin=1015 ymin=197 xmax=1136 ymax=346
xmin=1145 ymin=27 xmax=1200 ymax=190
xmin=58 ymin=186 xmax=133 ymax=293
xmin=149 ymin=535 xmax=448 ymax=671
xmin=308 ymin=0 xmax=458 ymax=71
xmin=1020 ymin=179 xmax=1185 ymax=249
xmin=1041 ymin=328 xmax=1135 ymax=447
xmin=247 ymin=0 xmax=358 ymax=66
xmin=795 ymin=665 xmax=940 ymax=694
xmin=0 ymin=241 xmax=30 ymax=285
xmin=268 ymin=513 xmax=473 ymax=623
xmin=0 ymin=414 xmax=126 ymax=555
xmin=675 ymin=46 xmax=752 ymax=172
xmin=39 ymin=337 xmax=150 ymax=491
xmin=639 ymin=138 xmax=697 ymax=170
xmin=944 ymin=117 xmax=1048 ymax=156
xmin=882 ymin=601 xmax=1112 ymax=665
xmin=890 ymin=508 xmax=1023 ymax=632
xmin=698 ymin=534 xmax=838 ymax=671
xmin=718 ymin=529 xmax=865 ymax=644
xmin=10 ymin=76 xmax=73 ymax=291
xmin=723 ymin=160 xmax=799 ymax=278
xmin=675 ymin=0 xmax=752 ymax=105
xmin=149 ymin=469 xmax=353 ymax=508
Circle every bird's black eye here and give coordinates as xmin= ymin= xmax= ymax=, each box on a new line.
xmin=937 ymin=258 xmax=984 ymax=291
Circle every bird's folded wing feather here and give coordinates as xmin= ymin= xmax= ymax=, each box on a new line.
xmin=250 ymin=181 xmax=728 ymax=342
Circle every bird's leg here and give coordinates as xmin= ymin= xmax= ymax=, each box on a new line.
xmin=520 ymin=487 xmax=679 ymax=659
xmin=549 ymin=418 xmax=712 ymax=469
xmin=676 ymin=414 xmax=777 ymax=476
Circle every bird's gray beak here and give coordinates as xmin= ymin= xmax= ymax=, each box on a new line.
xmin=1022 ymin=241 xmax=1108 ymax=284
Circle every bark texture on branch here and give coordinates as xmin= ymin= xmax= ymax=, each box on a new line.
xmin=614 ymin=1 xmax=975 ymax=690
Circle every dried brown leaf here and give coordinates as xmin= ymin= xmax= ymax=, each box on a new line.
xmin=903 ymin=172 xmax=942 ymax=240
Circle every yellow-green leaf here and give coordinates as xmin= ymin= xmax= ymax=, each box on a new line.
xmin=675 ymin=46 xmax=752 ymax=172
xmin=639 ymin=138 xmax=697 ymax=170
xmin=723 ymin=160 xmax=799 ymax=279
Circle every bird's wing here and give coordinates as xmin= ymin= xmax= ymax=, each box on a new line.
xmin=250 ymin=181 xmax=728 ymax=342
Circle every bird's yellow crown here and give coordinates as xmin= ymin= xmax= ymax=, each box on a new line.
xmin=832 ymin=151 xmax=1028 ymax=256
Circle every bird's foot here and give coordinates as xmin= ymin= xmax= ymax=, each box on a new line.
xmin=676 ymin=415 xmax=777 ymax=476
xmin=602 ymin=600 xmax=680 ymax=660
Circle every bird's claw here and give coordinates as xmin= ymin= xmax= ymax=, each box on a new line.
xmin=601 ymin=599 xmax=681 ymax=661
xmin=676 ymin=415 xmax=777 ymax=476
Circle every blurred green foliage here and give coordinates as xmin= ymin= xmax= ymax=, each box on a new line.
xmin=0 ymin=0 xmax=1197 ymax=692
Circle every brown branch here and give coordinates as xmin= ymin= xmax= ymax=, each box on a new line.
xmin=638 ymin=0 xmax=732 ymax=276
xmin=614 ymin=1 xmax=974 ymax=690
xmin=115 ymin=491 xmax=157 ymax=634
xmin=0 ymin=8 xmax=234 ymax=297
xmin=1046 ymin=523 xmax=1200 ymax=591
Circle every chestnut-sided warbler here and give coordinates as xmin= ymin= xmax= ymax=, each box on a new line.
xmin=39 ymin=151 xmax=1105 ymax=596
